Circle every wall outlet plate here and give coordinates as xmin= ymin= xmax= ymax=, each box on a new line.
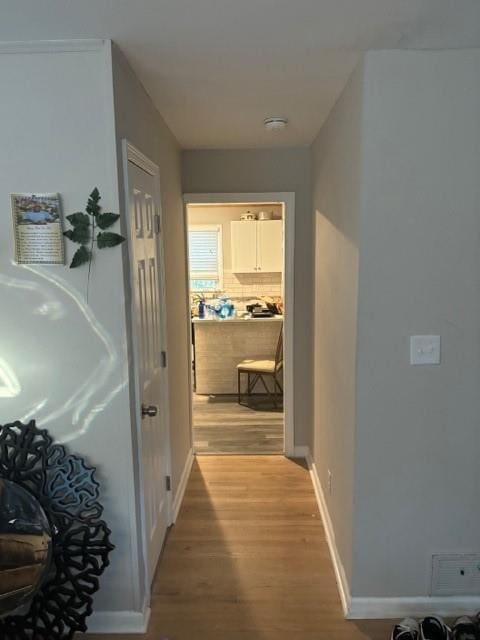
xmin=327 ymin=470 xmax=332 ymax=494
xmin=410 ymin=335 xmax=441 ymax=365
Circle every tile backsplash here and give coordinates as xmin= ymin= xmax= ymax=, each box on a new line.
xmin=223 ymin=270 xmax=282 ymax=299
xmin=190 ymin=270 xmax=282 ymax=309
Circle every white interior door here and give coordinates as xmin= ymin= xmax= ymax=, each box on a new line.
xmin=126 ymin=152 xmax=170 ymax=583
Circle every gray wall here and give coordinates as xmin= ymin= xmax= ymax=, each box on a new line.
xmin=312 ymin=48 xmax=480 ymax=600
xmin=182 ymin=148 xmax=313 ymax=447
xmin=112 ymin=44 xmax=192 ymax=501
xmin=352 ymin=48 xmax=480 ymax=597
xmin=311 ymin=60 xmax=365 ymax=585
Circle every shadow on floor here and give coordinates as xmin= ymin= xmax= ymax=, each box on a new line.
xmin=149 ymin=457 xmax=271 ymax=640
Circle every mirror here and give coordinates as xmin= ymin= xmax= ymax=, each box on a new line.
xmin=0 ymin=479 xmax=52 ymax=618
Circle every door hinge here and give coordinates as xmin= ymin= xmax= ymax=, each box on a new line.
xmin=161 ymin=350 xmax=167 ymax=368
xmin=166 ymin=475 xmax=171 ymax=491
xmin=154 ymin=213 xmax=161 ymax=235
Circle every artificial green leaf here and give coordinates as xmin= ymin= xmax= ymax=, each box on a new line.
xmin=66 ymin=212 xmax=90 ymax=227
xmin=97 ymin=231 xmax=125 ymax=249
xmin=86 ymin=187 xmax=101 ymax=216
xmin=96 ymin=212 xmax=120 ymax=229
xmin=63 ymin=226 xmax=90 ymax=245
xmin=70 ymin=245 xmax=90 ymax=268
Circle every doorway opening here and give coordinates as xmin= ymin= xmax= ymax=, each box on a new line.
xmin=183 ymin=193 xmax=295 ymax=457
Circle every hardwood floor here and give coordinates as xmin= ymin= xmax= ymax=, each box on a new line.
xmin=86 ymin=456 xmax=392 ymax=640
xmin=193 ymin=394 xmax=284 ymax=454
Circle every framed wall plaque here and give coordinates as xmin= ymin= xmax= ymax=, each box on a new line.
xmin=11 ymin=193 xmax=65 ymax=265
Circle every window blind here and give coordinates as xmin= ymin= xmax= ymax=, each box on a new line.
xmin=188 ymin=227 xmax=221 ymax=279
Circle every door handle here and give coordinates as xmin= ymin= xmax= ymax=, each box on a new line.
xmin=141 ymin=404 xmax=158 ymax=418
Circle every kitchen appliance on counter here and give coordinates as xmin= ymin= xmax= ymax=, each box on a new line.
xmin=251 ymin=308 xmax=274 ymax=318
xmin=245 ymin=300 xmax=281 ymax=317
xmin=246 ymin=302 xmax=262 ymax=314
xmin=244 ymin=303 xmax=272 ymax=317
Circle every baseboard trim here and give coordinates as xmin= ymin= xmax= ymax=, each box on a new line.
xmin=172 ymin=447 xmax=194 ymax=522
xmin=302 ymin=449 xmax=480 ymax=621
xmin=303 ymin=448 xmax=351 ymax=616
xmin=347 ymin=596 xmax=480 ymax=620
xmin=87 ymin=605 xmax=151 ymax=634
xmin=292 ymin=445 xmax=310 ymax=458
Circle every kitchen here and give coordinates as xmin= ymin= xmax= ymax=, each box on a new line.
xmin=187 ymin=202 xmax=285 ymax=454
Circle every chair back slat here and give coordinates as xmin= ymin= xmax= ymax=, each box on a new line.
xmin=275 ymin=324 xmax=283 ymax=369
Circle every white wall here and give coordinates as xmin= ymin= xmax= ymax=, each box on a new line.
xmin=0 ymin=40 xmax=192 ymax=631
xmin=111 ymin=43 xmax=192 ymax=502
xmin=182 ymin=148 xmax=313 ymax=447
xmin=311 ymin=60 xmax=365 ymax=586
xmin=352 ymin=48 xmax=480 ymax=598
xmin=0 ymin=41 xmax=140 ymax=615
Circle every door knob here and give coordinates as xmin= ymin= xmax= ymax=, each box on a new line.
xmin=141 ymin=404 xmax=158 ymax=418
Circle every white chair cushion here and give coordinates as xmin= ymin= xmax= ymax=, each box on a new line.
xmin=237 ymin=358 xmax=277 ymax=373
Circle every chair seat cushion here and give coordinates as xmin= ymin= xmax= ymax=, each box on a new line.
xmin=237 ymin=358 xmax=277 ymax=373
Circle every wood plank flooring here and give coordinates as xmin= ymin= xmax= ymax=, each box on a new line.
xmin=193 ymin=394 xmax=284 ymax=454
xmin=85 ymin=456 xmax=391 ymax=640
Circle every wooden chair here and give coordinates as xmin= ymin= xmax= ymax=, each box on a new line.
xmin=237 ymin=324 xmax=283 ymax=408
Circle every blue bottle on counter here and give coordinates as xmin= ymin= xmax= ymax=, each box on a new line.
xmin=198 ymin=299 xmax=205 ymax=319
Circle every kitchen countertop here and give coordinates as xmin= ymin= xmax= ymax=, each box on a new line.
xmin=192 ymin=314 xmax=283 ymax=394
xmin=192 ymin=315 xmax=283 ymax=324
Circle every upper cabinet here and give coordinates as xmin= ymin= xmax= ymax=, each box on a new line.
xmin=231 ymin=220 xmax=283 ymax=273
xmin=230 ymin=221 xmax=257 ymax=273
xmin=257 ymin=219 xmax=283 ymax=272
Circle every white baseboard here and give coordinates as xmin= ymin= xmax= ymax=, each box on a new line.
xmin=347 ymin=596 xmax=480 ymax=620
xmin=302 ymin=447 xmax=480 ymax=621
xmin=292 ymin=445 xmax=310 ymax=458
xmin=172 ymin=447 xmax=194 ymax=522
xmin=87 ymin=605 xmax=151 ymax=634
xmin=304 ymin=449 xmax=351 ymax=617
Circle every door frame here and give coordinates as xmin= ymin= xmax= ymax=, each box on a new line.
xmin=122 ymin=139 xmax=173 ymax=600
xmin=183 ymin=192 xmax=295 ymax=456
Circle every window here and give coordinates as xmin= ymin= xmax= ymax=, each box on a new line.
xmin=188 ymin=224 xmax=223 ymax=291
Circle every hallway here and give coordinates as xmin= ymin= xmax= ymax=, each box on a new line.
xmin=87 ymin=456 xmax=391 ymax=639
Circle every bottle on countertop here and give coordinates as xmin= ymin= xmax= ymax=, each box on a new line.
xmin=198 ymin=299 xmax=205 ymax=319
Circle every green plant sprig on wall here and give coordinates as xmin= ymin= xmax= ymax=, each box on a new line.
xmin=63 ymin=188 xmax=125 ymax=299
xmin=63 ymin=187 xmax=125 ymax=267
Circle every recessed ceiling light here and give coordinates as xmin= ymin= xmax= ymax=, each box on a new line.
xmin=264 ymin=116 xmax=288 ymax=131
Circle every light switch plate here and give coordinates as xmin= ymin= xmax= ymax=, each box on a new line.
xmin=410 ymin=335 xmax=441 ymax=365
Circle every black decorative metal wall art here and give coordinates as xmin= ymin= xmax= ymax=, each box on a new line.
xmin=0 ymin=420 xmax=114 ymax=639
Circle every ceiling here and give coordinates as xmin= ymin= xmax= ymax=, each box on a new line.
xmin=1 ymin=0 xmax=479 ymax=149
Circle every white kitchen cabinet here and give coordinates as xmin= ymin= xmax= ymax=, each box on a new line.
xmin=257 ymin=219 xmax=283 ymax=272
xmin=231 ymin=220 xmax=283 ymax=273
xmin=230 ymin=221 xmax=257 ymax=273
